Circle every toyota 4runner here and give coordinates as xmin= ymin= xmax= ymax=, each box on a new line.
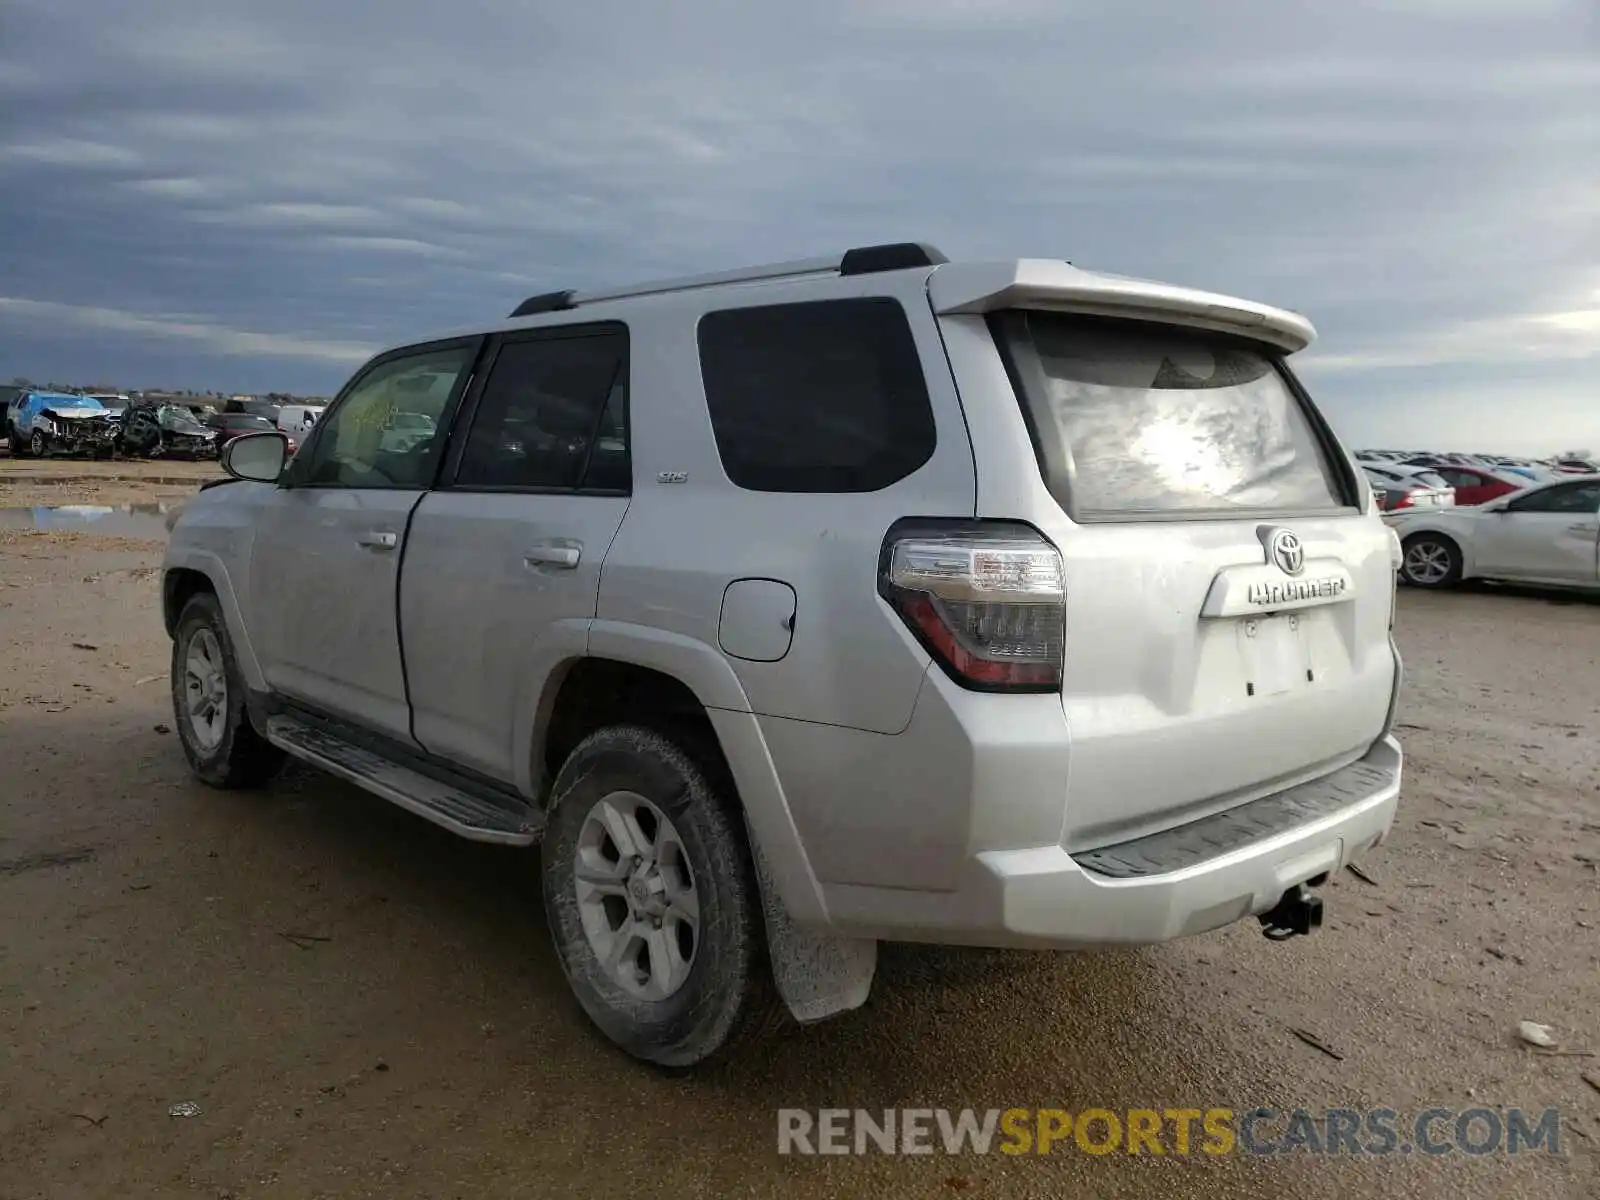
xmin=161 ymin=242 xmax=1405 ymax=1068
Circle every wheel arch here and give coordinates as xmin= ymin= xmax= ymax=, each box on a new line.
xmin=160 ymin=552 xmax=267 ymax=690
xmin=527 ymin=621 xmax=829 ymax=928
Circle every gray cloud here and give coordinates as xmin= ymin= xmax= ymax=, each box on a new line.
xmin=0 ymin=0 xmax=1595 ymax=450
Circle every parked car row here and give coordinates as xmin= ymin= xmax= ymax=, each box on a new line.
xmin=1351 ymin=449 xmax=1590 ymax=516
xmin=1358 ymin=448 xmax=1596 ymax=482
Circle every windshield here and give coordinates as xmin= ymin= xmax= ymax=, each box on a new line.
xmin=994 ymin=311 xmax=1347 ymax=518
xmin=158 ymin=405 xmax=207 ymax=432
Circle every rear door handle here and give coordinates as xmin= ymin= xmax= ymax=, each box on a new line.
xmin=523 ymin=541 xmax=581 ymax=569
xmin=357 ymin=530 xmax=398 ymax=551
xmin=1567 ymin=522 xmax=1599 ymax=535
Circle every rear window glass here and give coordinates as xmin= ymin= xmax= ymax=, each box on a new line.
xmin=1409 ymin=471 xmax=1449 ymax=489
xmin=996 ymin=311 xmax=1346 ymax=518
xmin=697 ymin=298 xmax=936 ymax=493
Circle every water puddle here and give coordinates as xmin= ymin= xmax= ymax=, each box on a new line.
xmin=0 ymin=502 xmax=172 ymax=539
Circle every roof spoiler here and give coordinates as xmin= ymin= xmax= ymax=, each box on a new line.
xmin=927 ymin=260 xmax=1316 ymax=353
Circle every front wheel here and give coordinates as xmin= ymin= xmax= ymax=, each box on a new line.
xmin=1400 ymin=534 xmax=1462 ymax=588
xmin=171 ymin=593 xmax=286 ymax=788
xmin=28 ymin=429 xmax=46 ymax=457
xmin=540 ymin=725 xmax=777 ymax=1069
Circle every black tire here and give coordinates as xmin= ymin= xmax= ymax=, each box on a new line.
xmin=170 ymin=592 xmax=286 ymax=788
xmin=9 ymin=428 xmax=29 ymax=458
xmin=28 ymin=429 xmax=46 ymax=457
xmin=1399 ymin=533 xmax=1463 ymax=589
xmin=541 ymin=724 xmax=776 ymax=1069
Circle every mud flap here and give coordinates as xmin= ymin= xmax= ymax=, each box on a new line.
xmin=745 ymin=820 xmax=877 ymax=1023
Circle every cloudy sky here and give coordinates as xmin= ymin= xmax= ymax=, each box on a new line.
xmin=1 ymin=0 xmax=1595 ymax=453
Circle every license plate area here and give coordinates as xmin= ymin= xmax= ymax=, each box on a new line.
xmin=1236 ymin=613 xmax=1314 ymax=698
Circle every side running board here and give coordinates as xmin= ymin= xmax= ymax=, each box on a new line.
xmin=265 ymin=715 xmax=542 ymax=846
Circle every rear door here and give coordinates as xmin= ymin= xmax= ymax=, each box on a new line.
xmin=247 ymin=340 xmax=480 ymax=742
xmin=962 ymin=309 xmax=1397 ymax=849
xmin=1473 ymin=481 xmax=1600 ymax=582
xmin=400 ymin=323 xmax=631 ymax=783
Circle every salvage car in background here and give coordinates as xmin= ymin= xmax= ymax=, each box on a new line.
xmin=6 ymin=391 xmax=117 ymax=458
xmin=1362 ymin=464 xmax=1455 ymax=515
xmin=1426 ymin=465 xmax=1525 ymax=507
xmin=119 ymin=400 xmax=220 ymax=459
xmin=1391 ymin=475 xmax=1600 ymax=590
xmin=204 ymin=411 xmax=298 ymax=457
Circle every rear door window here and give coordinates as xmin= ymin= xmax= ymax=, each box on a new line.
xmin=992 ymin=311 xmax=1349 ymax=519
xmin=697 ymin=298 xmax=936 ymax=493
xmin=453 ymin=325 xmax=628 ymax=492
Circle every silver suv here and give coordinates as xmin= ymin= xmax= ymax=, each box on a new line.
xmin=162 ymin=242 xmax=1405 ymax=1067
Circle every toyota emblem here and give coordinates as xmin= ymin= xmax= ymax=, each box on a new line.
xmin=1269 ymin=529 xmax=1305 ymax=576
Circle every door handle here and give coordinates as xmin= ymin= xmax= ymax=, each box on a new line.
xmin=523 ymin=541 xmax=581 ymax=569
xmin=1567 ymin=523 xmax=1599 ymax=535
xmin=357 ymin=530 xmax=398 ymax=550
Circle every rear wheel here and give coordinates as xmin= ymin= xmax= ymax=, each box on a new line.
xmin=171 ymin=593 xmax=286 ymax=788
xmin=7 ymin=428 xmax=26 ymax=457
xmin=1400 ymin=534 xmax=1462 ymax=588
xmin=540 ymin=724 xmax=776 ymax=1069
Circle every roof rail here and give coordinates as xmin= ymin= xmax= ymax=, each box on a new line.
xmin=507 ymin=242 xmax=947 ymax=317
xmin=508 ymin=289 xmax=575 ymax=317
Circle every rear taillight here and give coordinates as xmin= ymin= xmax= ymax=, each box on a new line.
xmin=1392 ymin=493 xmax=1414 ymax=510
xmin=879 ymin=520 xmax=1065 ymax=692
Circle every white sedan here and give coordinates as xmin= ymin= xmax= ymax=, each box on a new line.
xmin=1390 ymin=474 xmax=1600 ymax=590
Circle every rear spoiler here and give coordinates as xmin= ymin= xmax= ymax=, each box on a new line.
xmin=927 ymin=260 xmax=1316 ymax=354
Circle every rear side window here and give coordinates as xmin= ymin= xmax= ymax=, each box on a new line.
xmin=993 ymin=311 xmax=1348 ymax=519
xmin=697 ymin=298 xmax=936 ymax=493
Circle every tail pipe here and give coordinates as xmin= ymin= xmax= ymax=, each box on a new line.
xmin=1259 ymin=883 xmax=1324 ymax=941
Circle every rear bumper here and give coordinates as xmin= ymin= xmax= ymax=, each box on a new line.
xmin=819 ymin=736 xmax=1402 ymax=949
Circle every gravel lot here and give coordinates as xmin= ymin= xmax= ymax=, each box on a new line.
xmin=2 ymin=466 xmax=1596 ymax=1199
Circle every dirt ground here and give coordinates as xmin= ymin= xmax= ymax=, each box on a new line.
xmin=0 ymin=457 xmax=220 ymax=509
xmin=2 ymin=465 xmax=1597 ymax=1199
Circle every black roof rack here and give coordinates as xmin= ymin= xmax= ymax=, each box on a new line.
xmin=839 ymin=242 xmax=949 ymax=275
xmin=508 ymin=242 xmax=949 ymax=317
xmin=508 ymin=289 xmax=576 ymax=318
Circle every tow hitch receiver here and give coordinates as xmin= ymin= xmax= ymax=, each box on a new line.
xmin=1259 ymin=884 xmax=1324 ymax=941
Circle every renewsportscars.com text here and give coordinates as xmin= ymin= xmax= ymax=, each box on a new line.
xmin=777 ymin=1106 xmax=1564 ymax=1157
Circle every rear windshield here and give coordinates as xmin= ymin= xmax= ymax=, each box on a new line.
xmin=994 ymin=311 xmax=1348 ymax=518
xmin=1408 ymin=471 xmax=1449 ymax=489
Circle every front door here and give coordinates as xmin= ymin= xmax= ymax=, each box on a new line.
xmin=1473 ymin=480 xmax=1600 ymax=583
xmin=248 ymin=339 xmax=480 ymax=741
xmin=401 ymin=323 xmax=631 ymax=784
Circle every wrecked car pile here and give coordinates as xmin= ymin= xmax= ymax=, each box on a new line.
xmin=4 ymin=392 xmax=219 ymax=460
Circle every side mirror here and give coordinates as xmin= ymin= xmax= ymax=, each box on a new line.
xmin=221 ymin=431 xmax=288 ymax=482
